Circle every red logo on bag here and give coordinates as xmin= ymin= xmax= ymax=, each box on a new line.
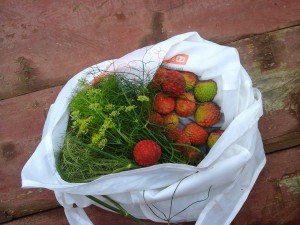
xmin=163 ymin=54 xmax=189 ymax=65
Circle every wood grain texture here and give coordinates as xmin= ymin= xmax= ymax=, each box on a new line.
xmin=229 ymin=26 xmax=300 ymax=153
xmin=4 ymin=205 xmax=194 ymax=225
xmin=0 ymin=87 xmax=62 ymax=222
xmin=229 ymin=26 xmax=300 ymax=114
xmin=259 ymin=110 xmax=300 ymax=153
xmin=1 ymin=0 xmax=300 ymax=99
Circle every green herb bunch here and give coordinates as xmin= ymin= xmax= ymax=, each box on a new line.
xmin=56 ymin=74 xmax=189 ymax=183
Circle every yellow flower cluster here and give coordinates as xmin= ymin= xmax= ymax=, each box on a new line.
xmin=137 ymin=95 xmax=149 ymax=102
xmin=89 ymin=104 xmax=137 ymax=148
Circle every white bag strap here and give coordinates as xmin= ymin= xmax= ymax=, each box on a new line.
xmin=64 ymin=207 xmax=93 ymax=225
xmin=55 ymin=191 xmax=94 ymax=225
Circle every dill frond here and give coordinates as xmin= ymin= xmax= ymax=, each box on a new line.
xmin=56 ymin=73 xmax=190 ymax=183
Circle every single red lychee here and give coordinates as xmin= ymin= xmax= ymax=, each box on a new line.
xmin=207 ymin=130 xmax=224 ymax=149
xmin=175 ymin=132 xmax=191 ymax=153
xmin=184 ymin=122 xmax=208 ymax=146
xmin=165 ymin=128 xmax=196 ymax=157
xmin=195 ymin=102 xmax=221 ymax=127
xmin=175 ymin=92 xmax=196 ymax=117
xmin=166 ymin=128 xmax=184 ymax=141
xmin=148 ymin=112 xmax=164 ymax=126
xmin=133 ymin=140 xmax=161 ymax=167
xmin=154 ymin=92 xmax=175 ymax=114
xmin=161 ymin=70 xmax=185 ymax=97
xmin=185 ymin=150 xmax=203 ymax=165
xmin=150 ymin=67 xmax=168 ymax=90
xmin=163 ymin=112 xmax=179 ymax=129
xmin=181 ymin=71 xmax=197 ymax=91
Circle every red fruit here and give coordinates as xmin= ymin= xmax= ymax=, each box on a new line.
xmin=175 ymin=93 xmax=196 ymax=117
xmin=154 ymin=92 xmax=175 ymax=114
xmin=150 ymin=67 xmax=168 ymax=90
xmin=186 ymin=150 xmax=203 ymax=164
xmin=181 ymin=71 xmax=197 ymax=91
xmin=133 ymin=140 xmax=161 ymax=167
xmin=163 ymin=112 xmax=179 ymax=129
xmin=207 ymin=130 xmax=224 ymax=149
xmin=175 ymin=132 xmax=191 ymax=153
xmin=161 ymin=70 xmax=185 ymax=97
xmin=165 ymin=128 xmax=195 ymax=156
xmin=166 ymin=128 xmax=184 ymax=141
xmin=184 ymin=123 xmax=208 ymax=145
xmin=195 ymin=102 xmax=221 ymax=127
xmin=148 ymin=113 xmax=164 ymax=126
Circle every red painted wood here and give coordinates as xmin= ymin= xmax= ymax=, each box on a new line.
xmin=0 ymin=87 xmax=62 ymax=222
xmin=229 ymin=26 xmax=300 ymax=115
xmin=229 ymin=26 xmax=300 ymax=153
xmin=259 ymin=110 xmax=300 ymax=153
xmin=4 ymin=205 xmax=194 ymax=225
xmin=1 ymin=0 xmax=300 ymax=99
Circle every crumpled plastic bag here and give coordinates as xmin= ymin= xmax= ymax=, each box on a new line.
xmin=22 ymin=32 xmax=266 ymax=225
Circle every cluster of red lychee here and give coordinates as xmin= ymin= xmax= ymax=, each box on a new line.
xmin=133 ymin=67 xmax=224 ymax=167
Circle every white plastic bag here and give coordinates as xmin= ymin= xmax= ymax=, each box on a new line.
xmin=22 ymin=32 xmax=266 ymax=225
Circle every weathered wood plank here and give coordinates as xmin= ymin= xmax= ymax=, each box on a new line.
xmin=3 ymin=206 xmax=194 ymax=225
xmin=4 ymin=147 xmax=300 ymax=225
xmin=229 ymin=26 xmax=300 ymax=153
xmin=1 ymin=0 xmax=300 ymax=99
xmin=259 ymin=110 xmax=300 ymax=153
xmin=0 ymin=87 xmax=62 ymax=222
xmin=229 ymin=26 xmax=300 ymax=114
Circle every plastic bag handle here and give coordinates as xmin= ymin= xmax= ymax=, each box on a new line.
xmin=64 ymin=207 xmax=93 ymax=225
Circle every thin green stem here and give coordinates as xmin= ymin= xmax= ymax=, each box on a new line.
xmin=68 ymin=135 xmax=132 ymax=165
xmin=112 ymin=163 xmax=140 ymax=173
xmin=86 ymin=195 xmax=147 ymax=225
xmin=86 ymin=195 xmax=123 ymax=214
xmin=172 ymin=143 xmax=203 ymax=153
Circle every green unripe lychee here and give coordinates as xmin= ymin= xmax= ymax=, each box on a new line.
xmin=194 ymin=80 xmax=217 ymax=102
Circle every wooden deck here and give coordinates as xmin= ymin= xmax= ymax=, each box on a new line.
xmin=0 ymin=0 xmax=299 ymax=224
